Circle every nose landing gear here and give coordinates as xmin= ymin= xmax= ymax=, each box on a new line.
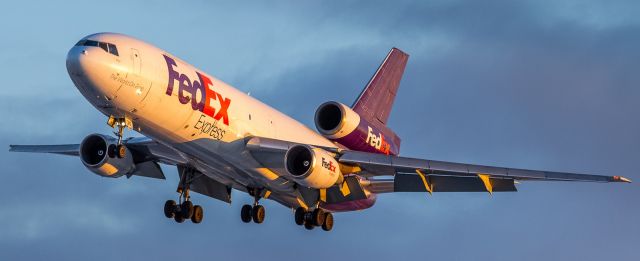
xmin=107 ymin=115 xmax=131 ymax=159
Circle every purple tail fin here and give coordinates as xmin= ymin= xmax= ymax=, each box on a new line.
xmin=352 ymin=48 xmax=409 ymax=125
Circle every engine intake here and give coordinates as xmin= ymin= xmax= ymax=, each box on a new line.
xmin=315 ymin=101 xmax=361 ymax=139
xmin=315 ymin=101 xmax=401 ymax=155
xmin=80 ymin=134 xmax=135 ymax=178
xmin=285 ymin=145 xmax=343 ymax=189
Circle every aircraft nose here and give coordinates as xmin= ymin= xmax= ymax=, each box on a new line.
xmin=66 ymin=40 xmax=120 ymax=102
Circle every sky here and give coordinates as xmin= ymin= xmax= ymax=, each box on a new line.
xmin=0 ymin=0 xmax=638 ymax=260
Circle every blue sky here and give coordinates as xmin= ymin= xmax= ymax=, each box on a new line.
xmin=0 ymin=1 xmax=638 ymax=260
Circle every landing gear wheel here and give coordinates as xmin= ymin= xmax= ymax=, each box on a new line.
xmin=174 ymin=212 xmax=185 ymax=223
xmin=191 ymin=205 xmax=204 ymax=224
xmin=116 ymin=144 xmax=127 ymax=158
xmin=164 ymin=200 xmax=177 ymax=218
xmin=321 ymin=213 xmax=334 ymax=231
xmin=304 ymin=221 xmax=315 ymax=230
xmin=294 ymin=207 xmax=305 ymax=226
xmin=108 ymin=144 xmax=116 ymax=158
xmin=312 ymin=208 xmax=326 ymax=226
xmin=252 ymin=205 xmax=265 ymax=224
xmin=241 ymin=204 xmax=253 ymax=223
xmin=180 ymin=201 xmax=194 ymax=219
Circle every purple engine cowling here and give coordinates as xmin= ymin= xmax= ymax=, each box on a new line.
xmin=315 ymin=101 xmax=400 ymax=156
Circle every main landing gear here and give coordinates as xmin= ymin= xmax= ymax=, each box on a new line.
xmin=163 ymin=167 xmax=204 ymax=224
xmin=294 ymin=207 xmax=334 ymax=231
xmin=107 ymin=116 xmax=130 ymax=159
xmin=240 ymin=188 xmax=266 ymax=224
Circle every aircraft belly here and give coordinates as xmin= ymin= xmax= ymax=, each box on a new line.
xmin=136 ymin=119 xmax=296 ymax=197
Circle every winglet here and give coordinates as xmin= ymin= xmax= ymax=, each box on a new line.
xmin=613 ymin=176 xmax=632 ymax=183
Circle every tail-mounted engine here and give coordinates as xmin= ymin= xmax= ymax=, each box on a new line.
xmin=284 ymin=145 xmax=344 ymax=189
xmin=314 ymin=101 xmax=400 ymax=155
xmin=79 ymin=134 xmax=135 ymax=178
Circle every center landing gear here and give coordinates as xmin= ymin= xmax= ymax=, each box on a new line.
xmin=107 ymin=116 xmax=130 ymax=159
xmin=240 ymin=188 xmax=266 ymax=224
xmin=294 ymin=207 xmax=334 ymax=231
xmin=163 ymin=167 xmax=204 ymax=224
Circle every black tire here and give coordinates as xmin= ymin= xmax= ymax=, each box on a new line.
xmin=164 ymin=200 xmax=177 ymax=218
xmin=241 ymin=205 xmax=253 ymax=223
xmin=174 ymin=212 xmax=185 ymax=223
xmin=322 ymin=213 xmax=334 ymax=231
xmin=294 ymin=207 xmax=306 ymax=226
xmin=116 ymin=144 xmax=127 ymax=158
xmin=312 ymin=208 xmax=325 ymax=226
xmin=180 ymin=201 xmax=194 ymax=219
xmin=304 ymin=221 xmax=314 ymax=230
xmin=107 ymin=144 xmax=116 ymax=158
xmin=252 ymin=205 xmax=266 ymax=224
xmin=191 ymin=205 xmax=204 ymax=224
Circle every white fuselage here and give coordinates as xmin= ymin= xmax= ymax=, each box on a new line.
xmin=66 ymin=33 xmax=337 ymax=199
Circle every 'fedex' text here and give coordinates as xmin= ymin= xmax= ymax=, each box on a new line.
xmin=164 ymin=55 xmax=231 ymax=125
xmin=366 ymin=126 xmax=391 ymax=155
xmin=321 ymin=157 xmax=337 ymax=173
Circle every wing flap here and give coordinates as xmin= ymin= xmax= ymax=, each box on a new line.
xmin=394 ymin=174 xmax=517 ymax=193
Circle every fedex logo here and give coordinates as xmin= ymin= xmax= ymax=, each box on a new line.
xmin=366 ymin=126 xmax=391 ymax=155
xmin=321 ymin=157 xmax=337 ymax=173
xmin=163 ymin=55 xmax=231 ymax=126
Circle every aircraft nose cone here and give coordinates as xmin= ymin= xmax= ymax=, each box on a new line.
xmin=66 ymin=42 xmax=118 ymax=105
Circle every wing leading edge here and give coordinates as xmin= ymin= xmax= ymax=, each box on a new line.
xmin=10 ymin=144 xmax=80 ymax=156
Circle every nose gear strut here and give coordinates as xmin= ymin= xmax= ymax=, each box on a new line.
xmin=107 ymin=115 xmax=132 ymax=158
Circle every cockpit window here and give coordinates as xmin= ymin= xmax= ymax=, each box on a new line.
xmin=107 ymin=43 xmax=119 ymax=56
xmin=98 ymin=42 xmax=108 ymax=53
xmin=85 ymin=40 xmax=99 ymax=47
xmin=75 ymin=39 xmax=119 ymax=57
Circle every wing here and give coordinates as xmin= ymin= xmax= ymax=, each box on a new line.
xmin=338 ymin=150 xmax=631 ymax=194
xmin=9 ymin=137 xmax=186 ymax=180
xmin=245 ymin=136 xmax=630 ymax=195
xmin=10 ymin=137 xmax=240 ymax=203
xmin=9 ymin=144 xmax=80 ymax=156
xmin=10 ymin=137 xmax=182 ymax=164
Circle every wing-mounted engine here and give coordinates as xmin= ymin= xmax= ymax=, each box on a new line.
xmin=315 ymin=101 xmax=400 ymax=155
xmin=284 ymin=145 xmax=344 ymax=189
xmin=80 ymin=134 xmax=135 ymax=178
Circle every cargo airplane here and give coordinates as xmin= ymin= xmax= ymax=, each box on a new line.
xmin=10 ymin=33 xmax=631 ymax=231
